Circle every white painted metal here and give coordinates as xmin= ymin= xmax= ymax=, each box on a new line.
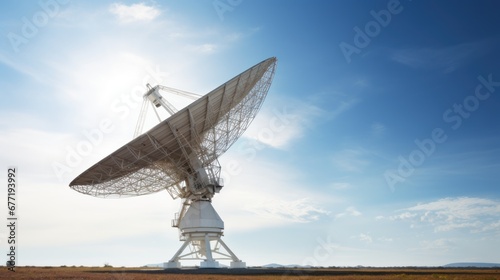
xmin=70 ymin=57 xmax=276 ymax=200
xmin=69 ymin=57 xmax=277 ymax=268
xmin=164 ymin=201 xmax=244 ymax=268
xmin=133 ymin=84 xmax=201 ymax=138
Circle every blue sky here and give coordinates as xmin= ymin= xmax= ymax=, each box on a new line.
xmin=1 ymin=0 xmax=500 ymax=267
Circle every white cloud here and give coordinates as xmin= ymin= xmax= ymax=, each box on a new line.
xmin=479 ymin=220 xmax=500 ymax=233
xmin=358 ymin=233 xmax=373 ymax=243
xmin=326 ymin=99 xmax=358 ymax=121
xmin=187 ymin=43 xmax=218 ymax=54
xmin=388 ymin=212 xmax=417 ymax=221
xmin=0 ymin=51 xmax=42 ymax=82
xmin=242 ymin=100 xmax=324 ymax=149
xmin=407 ymin=197 xmax=500 ymax=220
xmin=391 ymin=40 xmax=493 ymax=73
xmin=331 ymin=149 xmax=369 ymax=172
xmin=350 ymin=233 xmax=372 ymax=244
xmin=11 ymin=184 xmax=176 ymax=247
xmin=396 ymin=197 xmax=500 ymax=233
xmin=413 ymin=238 xmax=455 ymax=252
xmin=234 ymin=83 xmax=359 ymax=150
xmin=217 ymin=152 xmax=333 ymax=231
xmin=109 ymin=3 xmax=161 ymax=23
xmin=331 ymin=182 xmax=352 ymax=190
xmin=248 ymin=198 xmax=330 ymax=223
xmin=371 ymin=122 xmax=386 ymax=137
xmin=0 ymin=126 xmax=73 ymax=184
xmin=354 ymin=78 xmax=369 ymax=88
xmin=378 ymin=237 xmax=393 ymax=242
xmin=335 ymin=206 xmax=362 ymax=219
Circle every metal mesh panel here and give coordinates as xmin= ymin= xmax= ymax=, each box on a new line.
xmin=70 ymin=58 xmax=277 ymax=199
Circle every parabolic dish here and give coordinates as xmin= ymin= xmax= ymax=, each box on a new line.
xmin=70 ymin=57 xmax=277 ymax=198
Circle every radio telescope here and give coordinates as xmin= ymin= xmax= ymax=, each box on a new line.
xmin=69 ymin=57 xmax=277 ymax=268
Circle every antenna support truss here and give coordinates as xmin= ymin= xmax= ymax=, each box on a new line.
xmin=69 ymin=58 xmax=278 ymax=269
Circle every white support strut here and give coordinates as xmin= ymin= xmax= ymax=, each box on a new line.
xmin=69 ymin=58 xmax=277 ymax=269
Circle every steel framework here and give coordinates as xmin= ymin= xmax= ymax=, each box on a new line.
xmin=69 ymin=57 xmax=277 ymax=268
xmin=70 ymin=58 xmax=276 ymax=200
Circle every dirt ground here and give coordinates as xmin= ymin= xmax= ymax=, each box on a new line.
xmin=1 ymin=266 xmax=499 ymax=280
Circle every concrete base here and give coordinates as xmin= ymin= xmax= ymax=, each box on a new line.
xmin=163 ymin=261 xmax=181 ymax=269
xmin=230 ymin=261 xmax=246 ymax=268
xmin=200 ymin=260 xmax=220 ymax=268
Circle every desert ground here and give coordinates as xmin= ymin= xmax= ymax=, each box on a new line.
xmin=1 ymin=266 xmax=499 ymax=280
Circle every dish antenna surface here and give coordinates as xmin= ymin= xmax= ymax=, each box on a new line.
xmin=69 ymin=57 xmax=277 ymax=268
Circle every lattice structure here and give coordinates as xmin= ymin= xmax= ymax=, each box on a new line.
xmin=70 ymin=58 xmax=277 ymax=200
xmin=69 ymin=57 xmax=277 ymax=269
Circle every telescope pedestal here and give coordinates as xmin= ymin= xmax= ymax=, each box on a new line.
xmin=163 ymin=200 xmax=245 ymax=269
